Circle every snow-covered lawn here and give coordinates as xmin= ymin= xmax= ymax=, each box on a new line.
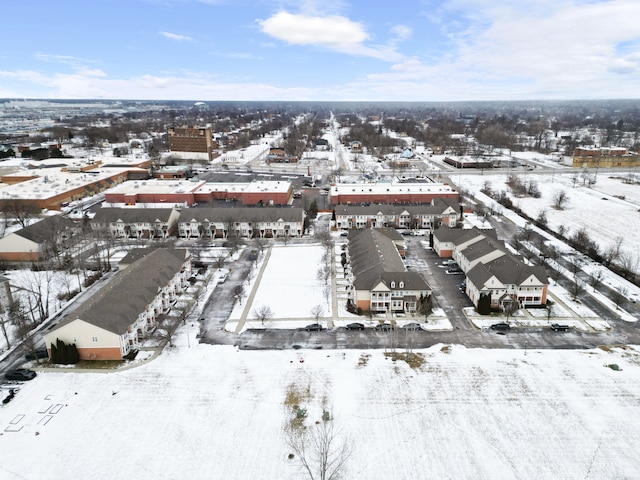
xmin=2 ymin=337 xmax=640 ymax=479
xmin=462 ymin=172 xmax=640 ymax=265
xmin=249 ymin=245 xmax=329 ymax=319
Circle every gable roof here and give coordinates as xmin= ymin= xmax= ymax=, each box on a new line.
xmin=348 ymin=229 xmax=429 ymax=291
xmin=334 ymin=198 xmax=459 ymax=217
xmin=14 ymin=215 xmax=75 ymax=244
xmin=178 ymin=207 xmax=304 ymax=223
xmin=53 ymin=248 xmax=189 ymax=335
xmin=457 ymin=236 xmax=507 ymax=262
xmin=92 ymin=208 xmax=176 ymax=224
xmin=467 ymin=254 xmax=548 ymax=289
xmin=433 ymin=225 xmax=495 ymax=244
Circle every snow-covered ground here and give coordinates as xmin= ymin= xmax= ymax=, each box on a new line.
xmin=1 ymin=337 xmax=640 ymax=479
xmin=461 ymin=171 xmax=640 ymax=266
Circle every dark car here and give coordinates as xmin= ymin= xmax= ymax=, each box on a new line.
xmin=551 ymin=323 xmax=570 ymax=331
xmin=375 ymin=323 xmax=394 ymax=331
xmin=25 ymin=347 xmax=48 ymax=360
xmin=401 ymin=322 xmax=422 ymax=331
xmin=446 ymin=268 xmax=464 ymax=275
xmin=5 ymin=368 xmax=37 ymax=381
xmin=304 ymin=323 xmax=323 ymax=331
xmin=490 ymin=322 xmax=510 ymax=331
xmin=346 ymin=322 xmax=364 ymax=331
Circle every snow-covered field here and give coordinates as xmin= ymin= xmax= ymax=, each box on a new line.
xmin=1 ymin=337 xmax=640 ymax=479
xmin=249 ymin=245 xmax=329 ymax=319
xmin=461 ymin=171 xmax=640 ymax=264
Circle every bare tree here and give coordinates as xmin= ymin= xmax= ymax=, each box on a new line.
xmin=254 ymin=236 xmax=268 ymax=254
xmin=285 ymin=413 xmax=351 ymax=480
xmin=253 ymin=305 xmax=273 ymax=325
xmin=552 ymin=190 xmax=569 ymax=210
xmin=589 ymin=270 xmax=604 ymax=292
xmin=0 ymin=308 xmax=11 ymax=349
xmin=611 ymin=286 xmax=628 ymax=310
xmin=310 ymin=304 xmax=324 ymax=324
xmin=568 ymin=276 xmax=585 ymax=301
xmin=602 ymin=236 xmax=623 ymax=267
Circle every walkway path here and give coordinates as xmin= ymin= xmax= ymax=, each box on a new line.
xmin=234 ymin=247 xmax=273 ymax=333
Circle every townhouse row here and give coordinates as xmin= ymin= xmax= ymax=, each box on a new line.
xmin=433 ymin=227 xmax=549 ymax=311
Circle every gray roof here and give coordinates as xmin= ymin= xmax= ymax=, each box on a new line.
xmin=334 ymin=198 xmax=458 ymax=216
xmin=348 ymin=229 xmax=429 ymax=291
xmin=15 ymin=216 xmax=76 ymax=244
xmin=467 ymin=254 xmax=548 ymax=289
xmin=54 ymin=248 xmax=189 ymax=335
xmin=92 ymin=208 xmax=176 ymax=224
xmin=458 ymin=237 xmax=507 ymax=262
xmin=433 ymin=226 xmax=495 ymax=244
xmin=178 ymin=207 xmax=304 ymax=223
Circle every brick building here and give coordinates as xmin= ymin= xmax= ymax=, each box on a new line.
xmin=572 ymin=146 xmax=640 ymax=168
xmin=168 ymin=126 xmax=214 ymax=162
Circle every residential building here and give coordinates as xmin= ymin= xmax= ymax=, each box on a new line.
xmin=432 ymin=226 xmax=495 ymax=258
xmin=44 ymin=248 xmax=191 ymax=361
xmin=177 ymin=207 xmax=305 ymax=239
xmin=168 ymin=125 xmax=214 ymax=162
xmin=91 ymin=208 xmax=180 ymax=239
xmin=334 ymin=198 xmax=459 ymax=231
xmin=347 ymin=229 xmax=430 ymax=313
xmin=466 ymin=255 xmax=548 ymax=309
xmin=433 ymin=227 xmax=548 ymax=309
xmin=0 ymin=215 xmax=78 ymax=262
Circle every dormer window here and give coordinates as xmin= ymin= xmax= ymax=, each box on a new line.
xmin=390 ymin=281 xmax=395 ymax=288
xmin=399 ymin=281 xmax=404 ymax=288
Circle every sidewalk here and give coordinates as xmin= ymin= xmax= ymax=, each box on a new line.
xmin=234 ymin=247 xmax=272 ymax=333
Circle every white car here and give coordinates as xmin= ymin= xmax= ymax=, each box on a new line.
xmin=218 ymin=273 xmax=228 ymax=283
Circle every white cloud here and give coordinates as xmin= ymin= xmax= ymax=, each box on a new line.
xmin=159 ymin=31 xmax=193 ymax=41
xmin=259 ymin=11 xmax=367 ymax=46
xmin=390 ymin=24 xmax=412 ymax=44
xmin=258 ymin=11 xmax=405 ymax=61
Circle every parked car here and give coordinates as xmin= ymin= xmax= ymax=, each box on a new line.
xmin=551 ymin=323 xmax=570 ymax=331
xmin=5 ymin=368 xmax=37 ymax=381
xmin=401 ymin=323 xmax=422 ymax=331
xmin=446 ymin=268 xmax=464 ymax=275
xmin=442 ymin=259 xmax=456 ymax=266
xmin=25 ymin=347 xmax=48 ymax=360
xmin=375 ymin=323 xmax=394 ymax=331
xmin=490 ymin=322 xmax=510 ymax=331
xmin=346 ymin=322 xmax=364 ymax=331
xmin=218 ymin=273 xmax=228 ymax=283
xmin=305 ymin=323 xmax=323 ymax=331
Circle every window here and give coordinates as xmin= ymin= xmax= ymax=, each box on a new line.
xmin=399 ymin=281 xmax=404 ymax=288
xmin=390 ymin=281 xmax=395 ymax=288
xmin=92 ymin=336 xmax=98 ymax=342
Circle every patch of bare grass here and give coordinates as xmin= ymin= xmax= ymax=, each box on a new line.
xmin=384 ymin=352 xmax=425 ymax=370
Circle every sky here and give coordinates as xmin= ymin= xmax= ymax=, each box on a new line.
xmin=1 ymin=0 xmax=640 ymax=101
